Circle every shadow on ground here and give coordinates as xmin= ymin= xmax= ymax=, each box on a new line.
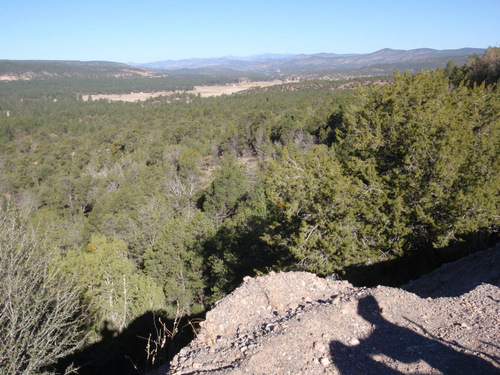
xmin=402 ymin=244 xmax=500 ymax=298
xmin=56 ymin=311 xmax=200 ymax=375
xmin=343 ymin=234 xmax=499 ymax=298
xmin=330 ymin=295 xmax=499 ymax=375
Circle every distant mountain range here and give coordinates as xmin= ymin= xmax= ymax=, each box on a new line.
xmin=136 ymin=48 xmax=486 ymax=73
xmin=0 ymin=48 xmax=487 ymax=81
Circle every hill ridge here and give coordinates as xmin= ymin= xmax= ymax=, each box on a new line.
xmin=0 ymin=47 xmax=486 ymax=80
xmin=138 ymin=47 xmax=486 ymax=71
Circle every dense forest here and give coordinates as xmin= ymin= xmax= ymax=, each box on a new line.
xmin=0 ymin=48 xmax=499 ymax=374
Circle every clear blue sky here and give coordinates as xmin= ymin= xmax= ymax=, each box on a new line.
xmin=1 ymin=0 xmax=498 ymax=63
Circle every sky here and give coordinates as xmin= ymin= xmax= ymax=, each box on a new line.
xmin=1 ymin=0 xmax=499 ymax=63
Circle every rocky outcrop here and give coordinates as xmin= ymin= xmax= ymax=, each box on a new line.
xmin=166 ymin=246 xmax=500 ymax=374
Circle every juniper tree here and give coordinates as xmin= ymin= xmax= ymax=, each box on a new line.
xmin=336 ymin=70 xmax=499 ymax=254
xmin=262 ymin=71 xmax=499 ymax=275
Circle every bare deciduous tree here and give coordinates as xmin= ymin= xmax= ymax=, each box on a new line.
xmin=0 ymin=202 xmax=86 ymax=374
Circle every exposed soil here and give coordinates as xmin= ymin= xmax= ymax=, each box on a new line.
xmin=82 ymin=91 xmax=174 ymax=102
xmin=189 ymin=80 xmax=283 ymax=97
xmin=82 ymin=81 xmax=284 ymax=102
xmin=164 ymin=244 xmax=500 ymax=374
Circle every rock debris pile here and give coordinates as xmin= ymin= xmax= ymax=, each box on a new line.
xmin=167 ymin=245 xmax=500 ymax=374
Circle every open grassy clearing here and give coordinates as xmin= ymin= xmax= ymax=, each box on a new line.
xmin=82 ymin=80 xmax=284 ymax=101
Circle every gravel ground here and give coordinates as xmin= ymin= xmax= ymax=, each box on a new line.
xmin=165 ymin=244 xmax=500 ymax=374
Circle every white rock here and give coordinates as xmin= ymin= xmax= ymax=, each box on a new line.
xmin=320 ymin=357 xmax=330 ymax=366
xmin=349 ymin=338 xmax=360 ymax=346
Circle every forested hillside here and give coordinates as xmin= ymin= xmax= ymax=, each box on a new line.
xmin=0 ymin=48 xmax=499 ymax=374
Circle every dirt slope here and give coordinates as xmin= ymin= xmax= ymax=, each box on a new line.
xmin=165 ymin=244 xmax=500 ymax=374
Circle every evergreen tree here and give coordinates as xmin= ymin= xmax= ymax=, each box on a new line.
xmin=336 ymin=70 xmax=499 ymax=255
xmin=65 ymin=235 xmax=165 ymax=339
xmin=262 ymin=145 xmax=383 ymax=274
xmin=466 ymin=47 xmax=500 ymax=87
xmin=143 ymin=211 xmax=213 ymax=316
xmin=202 ymin=154 xmax=250 ymax=226
xmin=262 ymin=71 xmax=499 ymax=275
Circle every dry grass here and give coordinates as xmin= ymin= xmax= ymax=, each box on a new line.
xmin=82 ymin=80 xmax=283 ymax=102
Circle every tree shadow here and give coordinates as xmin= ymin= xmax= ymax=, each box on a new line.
xmin=342 ymin=234 xmax=499 ymax=298
xmin=56 ymin=310 xmax=201 ymax=375
xmin=329 ymin=295 xmax=499 ymax=375
xmin=403 ymin=244 xmax=500 ymax=298
xmin=203 ymin=213 xmax=284 ymax=297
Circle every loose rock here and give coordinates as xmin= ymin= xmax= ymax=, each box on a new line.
xmin=166 ymin=246 xmax=500 ymax=375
